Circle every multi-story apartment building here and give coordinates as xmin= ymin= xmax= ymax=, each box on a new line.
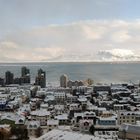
xmin=118 ymin=111 xmax=140 ymax=125
xmin=30 ymin=109 xmax=51 ymax=126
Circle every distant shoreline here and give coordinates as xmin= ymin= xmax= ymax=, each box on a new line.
xmin=0 ymin=61 xmax=140 ymax=64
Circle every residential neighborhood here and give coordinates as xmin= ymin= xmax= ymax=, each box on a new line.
xmin=0 ymin=67 xmax=140 ymax=140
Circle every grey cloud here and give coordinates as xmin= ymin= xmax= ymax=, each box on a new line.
xmin=0 ymin=20 xmax=140 ymax=62
xmin=97 ymin=49 xmax=140 ymax=61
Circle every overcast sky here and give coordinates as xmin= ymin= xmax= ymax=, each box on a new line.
xmin=1 ymin=0 xmax=140 ymax=62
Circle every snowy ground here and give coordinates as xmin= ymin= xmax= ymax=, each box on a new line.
xmin=94 ymin=131 xmax=118 ymax=139
xmin=36 ymin=129 xmax=114 ymax=140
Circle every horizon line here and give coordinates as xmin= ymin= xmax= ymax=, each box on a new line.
xmin=0 ymin=60 xmax=140 ymax=64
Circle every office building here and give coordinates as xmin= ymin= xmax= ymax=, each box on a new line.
xmin=35 ymin=69 xmax=46 ymax=88
xmin=21 ymin=67 xmax=30 ymax=84
xmin=5 ymin=71 xmax=14 ymax=85
xmin=60 ymin=74 xmax=68 ymax=88
xmin=0 ymin=78 xmax=4 ymax=86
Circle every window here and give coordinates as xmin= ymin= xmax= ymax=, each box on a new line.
xmin=84 ymin=122 xmax=89 ymax=126
xmin=29 ymin=125 xmax=32 ymax=128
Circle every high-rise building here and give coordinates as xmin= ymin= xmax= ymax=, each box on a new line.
xmin=5 ymin=71 xmax=14 ymax=85
xmin=35 ymin=69 xmax=46 ymax=88
xmin=21 ymin=67 xmax=30 ymax=84
xmin=13 ymin=77 xmax=21 ymax=85
xmin=21 ymin=66 xmax=30 ymax=77
xmin=60 ymin=74 xmax=68 ymax=88
xmin=0 ymin=78 xmax=4 ymax=86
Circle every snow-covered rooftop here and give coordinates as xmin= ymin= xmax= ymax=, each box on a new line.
xmin=37 ymin=129 xmax=112 ymax=140
xmin=55 ymin=114 xmax=68 ymax=120
xmin=47 ymin=119 xmax=59 ymax=125
xmin=30 ymin=109 xmax=50 ymax=116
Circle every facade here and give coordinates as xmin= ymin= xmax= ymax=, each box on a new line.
xmin=60 ymin=74 xmax=68 ymax=88
xmin=73 ymin=112 xmax=96 ymax=125
xmin=97 ymin=117 xmax=116 ymax=126
xmin=54 ymin=105 xmax=65 ymax=115
xmin=55 ymin=114 xmax=68 ymax=125
xmin=66 ymin=94 xmax=78 ymax=103
xmin=79 ymin=119 xmax=93 ymax=132
xmin=27 ymin=121 xmax=40 ymax=137
xmin=46 ymin=119 xmax=58 ymax=132
xmin=67 ymin=80 xmax=73 ymax=88
xmin=93 ymin=85 xmax=111 ymax=93
xmin=0 ymin=78 xmax=4 ymax=86
xmin=21 ymin=66 xmax=30 ymax=84
xmin=21 ymin=66 xmax=30 ymax=77
xmin=78 ymin=96 xmax=87 ymax=105
xmin=69 ymin=103 xmax=81 ymax=111
xmin=114 ymin=104 xmax=124 ymax=111
xmin=67 ymin=80 xmax=85 ymax=88
xmin=100 ymin=111 xmax=113 ymax=118
xmin=30 ymin=109 xmax=51 ymax=126
xmin=13 ymin=77 xmax=21 ymax=85
xmin=35 ymin=69 xmax=46 ymax=88
xmin=119 ymin=123 xmax=140 ymax=140
xmin=5 ymin=71 xmax=14 ymax=85
xmin=0 ymin=100 xmax=7 ymax=110
xmin=54 ymin=92 xmax=66 ymax=103
xmin=118 ymin=111 xmax=140 ymax=125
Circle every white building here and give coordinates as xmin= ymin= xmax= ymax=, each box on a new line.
xmin=60 ymin=74 xmax=68 ymax=88
xmin=118 ymin=111 xmax=140 ymax=125
xmin=54 ymin=92 xmax=66 ymax=102
xmin=55 ymin=114 xmax=68 ymax=125
xmin=27 ymin=121 xmax=40 ymax=137
xmin=30 ymin=109 xmax=51 ymax=126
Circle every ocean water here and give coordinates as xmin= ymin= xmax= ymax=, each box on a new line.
xmin=0 ymin=62 xmax=140 ymax=85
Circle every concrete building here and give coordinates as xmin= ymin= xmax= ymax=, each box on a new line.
xmin=67 ymin=80 xmax=85 ymax=88
xmin=114 ymin=104 xmax=124 ymax=111
xmin=67 ymin=80 xmax=73 ymax=88
xmin=79 ymin=119 xmax=93 ymax=132
xmin=55 ymin=114 xmax=68 ymax=125
xmin=0 ymin=78 xmax=4 ymax=86
xmin=35 ymin=69 xmax=46 ymax=88
xmin=46 ymin=119 xmax=59 ymax=132
xmin=96 ymin=116 xmax=117 ymax=126
xmin=100 ymin=111 xmax=113 ymax=118
xmin=21 ymin=66 xmax=30 ymax=77
xmin=21 ymin=66 xmax=30 ymax=84
xmin=54 ymin=92 xmax=66 ymax=103
xmin=27 ymin=121 xmax=40 ymax=137
xmin=118 ymin=111 xmax=140 ymax=125
xmin=66 ymin=93 xmax=78 ymax=103
xmin=5 ymin=71 xmax=14 ymax=85
xmin=30 ymin=109 xmax=51 ymax=126
xmin=119 ymin=123 xmax=140 ymax=140
xmin=60 ymin=74 xmax=68 ymax=88
xmin=93 ymin=85 xmax=111 ymax=93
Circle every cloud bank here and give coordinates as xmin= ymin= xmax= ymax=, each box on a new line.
xmin=98 ymin=49 xmax=140 ymax=61
xmin=1 ymin=20 xmax=140 ymax=62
